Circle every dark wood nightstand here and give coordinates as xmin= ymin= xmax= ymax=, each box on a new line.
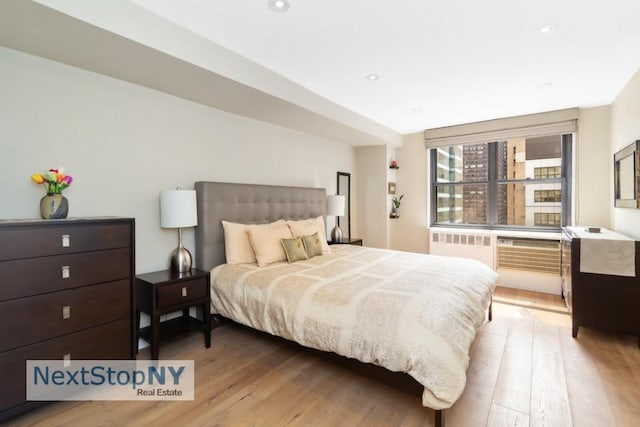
xmin=135 ymin=269 xmax=211 ymax=359
xmin=328 ymin=238 xmax=363 ymax=246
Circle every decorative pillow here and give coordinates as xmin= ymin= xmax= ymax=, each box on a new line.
xmin=287 ymin=217 xmax=331 ymax=253
xmin=302 ymin=232 xmax=323 ymax=258
xmin=221 ymin=220 xmax=256 ymax=264
xmin=248 ymin=220 xmax=293 ymax=266
xmin=281 ymin=236 xmax=309 ymax=263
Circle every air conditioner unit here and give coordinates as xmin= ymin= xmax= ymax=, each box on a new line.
xmin=496 ymin=237 xmax=561 ymax=295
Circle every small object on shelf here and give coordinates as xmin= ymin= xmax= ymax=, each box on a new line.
xmin=388 ymin=182 xmax=396 ymax=195
xmin=585 ymin=227 xmax=601 ymax=233
xmin=391 ymin=194 xmax=403 ymax=217
xmin=389 ymin=160 xmax=399 ymax=169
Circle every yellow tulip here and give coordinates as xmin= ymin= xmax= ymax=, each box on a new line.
xmin=31 ymin=173 xmax=44 ymax=184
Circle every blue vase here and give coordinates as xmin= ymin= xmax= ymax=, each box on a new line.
xmin=40 ymin=193 xmax=69 ymax=219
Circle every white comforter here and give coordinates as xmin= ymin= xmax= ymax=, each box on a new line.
xmin=210 ymin=245 xmax=497 ymax=409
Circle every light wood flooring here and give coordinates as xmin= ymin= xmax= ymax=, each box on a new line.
xmin=7 ymin=287 xmax=640 ymax=427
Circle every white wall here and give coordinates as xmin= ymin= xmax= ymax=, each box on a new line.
xmin=0 ymin=48 xmax=356 ymax=273
xmin=610 ymin=68 xmax=640 ymax=239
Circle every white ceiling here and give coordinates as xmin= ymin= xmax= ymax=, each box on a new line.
xmin=127 ymin=0 xmax=640 ymax=134
xmin=5 ymin=0 xmax=640 ymax=143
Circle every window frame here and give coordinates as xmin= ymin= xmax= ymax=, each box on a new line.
xmin=429 ymin=134 xmax=573 ymax=231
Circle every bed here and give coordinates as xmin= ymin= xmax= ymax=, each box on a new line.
xmin=194 ymin=181 xmax=497 ymax=426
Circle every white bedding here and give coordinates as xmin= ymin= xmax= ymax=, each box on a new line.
xmin=210 ymin=245 xmax=497 ymax=409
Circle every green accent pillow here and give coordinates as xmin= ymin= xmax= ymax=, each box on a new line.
xmin=302 ymin=232 xmax=323 ymax=258
xmin=281 ymin=236 xmax=309 ymax=263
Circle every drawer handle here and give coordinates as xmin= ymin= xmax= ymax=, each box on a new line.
xmin=62 ymin=234 xmax=70 ymax=248
xmin=63 ymin=353 xmax=71 ymax=367
xmin=62 ymin=305 xmax=71 ymax=319
xmin=62 ymin=265 xmax=70 ymax=279
xmin=182 ymin=287 xmax=188 ymax=297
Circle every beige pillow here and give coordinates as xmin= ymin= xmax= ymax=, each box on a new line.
xmin=221 ymin=221 xmax=256 ymax=264
xmin=248 ymin=220 xmax=293 ymax=266
xmin=287 ymin=217 xmax=331 ymax=253
xmin=281 ymin=236 xmax=309 ymax=263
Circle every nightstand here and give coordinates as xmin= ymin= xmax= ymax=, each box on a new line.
xmin=328 ymin=238 xmax=363 ymax=246
xmin=135 ymin=269 xmax=211 ymax=359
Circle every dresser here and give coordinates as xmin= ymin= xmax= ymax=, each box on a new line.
xmin=561 ymin=227 xmax=640 ymax=347
xmin=0 ymin=218 xmax=136 ymax=420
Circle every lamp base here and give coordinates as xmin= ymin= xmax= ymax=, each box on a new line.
xmin=330 ymin=225 xmax=343 ymax=243
xmin=169 ymin=246 xmax=193 ymax=274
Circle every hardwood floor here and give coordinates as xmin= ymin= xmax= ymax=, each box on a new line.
xmin=7 ymin=288 xmax=640 ymax=427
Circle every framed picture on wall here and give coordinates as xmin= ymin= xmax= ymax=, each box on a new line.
xmin=388 ymin=182 xmax=396 ymax=195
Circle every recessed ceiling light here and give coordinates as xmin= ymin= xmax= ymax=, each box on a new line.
xmin=411 ymin=107 xmax=423 ymax=113
xmin=538 ymin=24 xmax=556 ymax=34
xmin=268 ymin=0 xmax=289 ymax=12
xmin=537 ymin=82 xmax=554 ymax=89
xmin=365 ymin=74 xmax=379 ymax=81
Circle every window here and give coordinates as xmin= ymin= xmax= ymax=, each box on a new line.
xmin=434 ymin=144 xmax=488 ymax=224
xmin=534 ymin=212 xmax=561 ymax=226
xmin=431 ymin=133 xmax=572 ymax=230
xmin=534 ymin=190 xmax=562 ymax=203
xmin=534 ymin=166 xmax=561 ymax=179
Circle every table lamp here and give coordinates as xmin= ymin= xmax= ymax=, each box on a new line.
xmin=160 ymin=188 xmax=198 ymax=273
xmin=326 ymin=194 xmax=345 ymax=242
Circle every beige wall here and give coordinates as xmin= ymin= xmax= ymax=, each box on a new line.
xmin=355 ymin=145 xmax=388 ymax=248
xmin=0 ymin=47 xmax=357 ymax=273
xmin=576 ymin=106 xmax=611 ymax=228
xmin=610 ymin=68 xmax=640 ymax=239
xmin=389 ymin=133 xmax=429 ymax=253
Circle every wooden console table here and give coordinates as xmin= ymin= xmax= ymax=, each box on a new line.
xmin=561 ymin=227 xmax=640 ymax=347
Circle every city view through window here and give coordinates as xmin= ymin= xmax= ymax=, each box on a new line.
xmin=433 ymin=134 xmax=566 ymax=228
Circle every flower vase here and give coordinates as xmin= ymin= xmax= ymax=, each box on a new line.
xmin=40 ymin=193 xmax=69 ymax=219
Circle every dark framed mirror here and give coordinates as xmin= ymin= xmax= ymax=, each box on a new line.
xmin=337 ymin=172 xmax=351 ymax=238
xmin=614 ymin=140 xmax=639 ymax=208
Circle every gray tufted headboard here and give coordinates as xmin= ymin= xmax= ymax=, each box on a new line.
xmin=194 ymin=181 xmax=327 ymax=271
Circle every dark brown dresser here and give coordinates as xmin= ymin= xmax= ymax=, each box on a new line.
xmin=0 ymin=218 xmax=136 ymax=420
xmin=561 ymin=227 xmax=640 ymax=347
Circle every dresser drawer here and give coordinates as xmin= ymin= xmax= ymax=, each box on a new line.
xmin=156 ymin=277 xmax=208 ymax=309
xmin=0 ymin=318 xmax=130 ymax=409
xmin=0 ymin=280 xmax=130 ymax=352
xmin=0 ymin=222 xmax=131 ymax=261
xmin=0 ymin=248 xmax=131 ymax=301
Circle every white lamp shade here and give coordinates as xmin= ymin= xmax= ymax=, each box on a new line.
xmin=326 ymin=195 xmax=346 ymax=216
xmin=160 ymin=190 xmax=198 ymax=228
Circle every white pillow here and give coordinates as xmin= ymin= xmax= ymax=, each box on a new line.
xmin=287 ymin=217 xmax=331 ymax=254
xmin=248 ymin=220 xmax=293 ymax=266
xmin=221 ymin=221 xmax=256 ymax=264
